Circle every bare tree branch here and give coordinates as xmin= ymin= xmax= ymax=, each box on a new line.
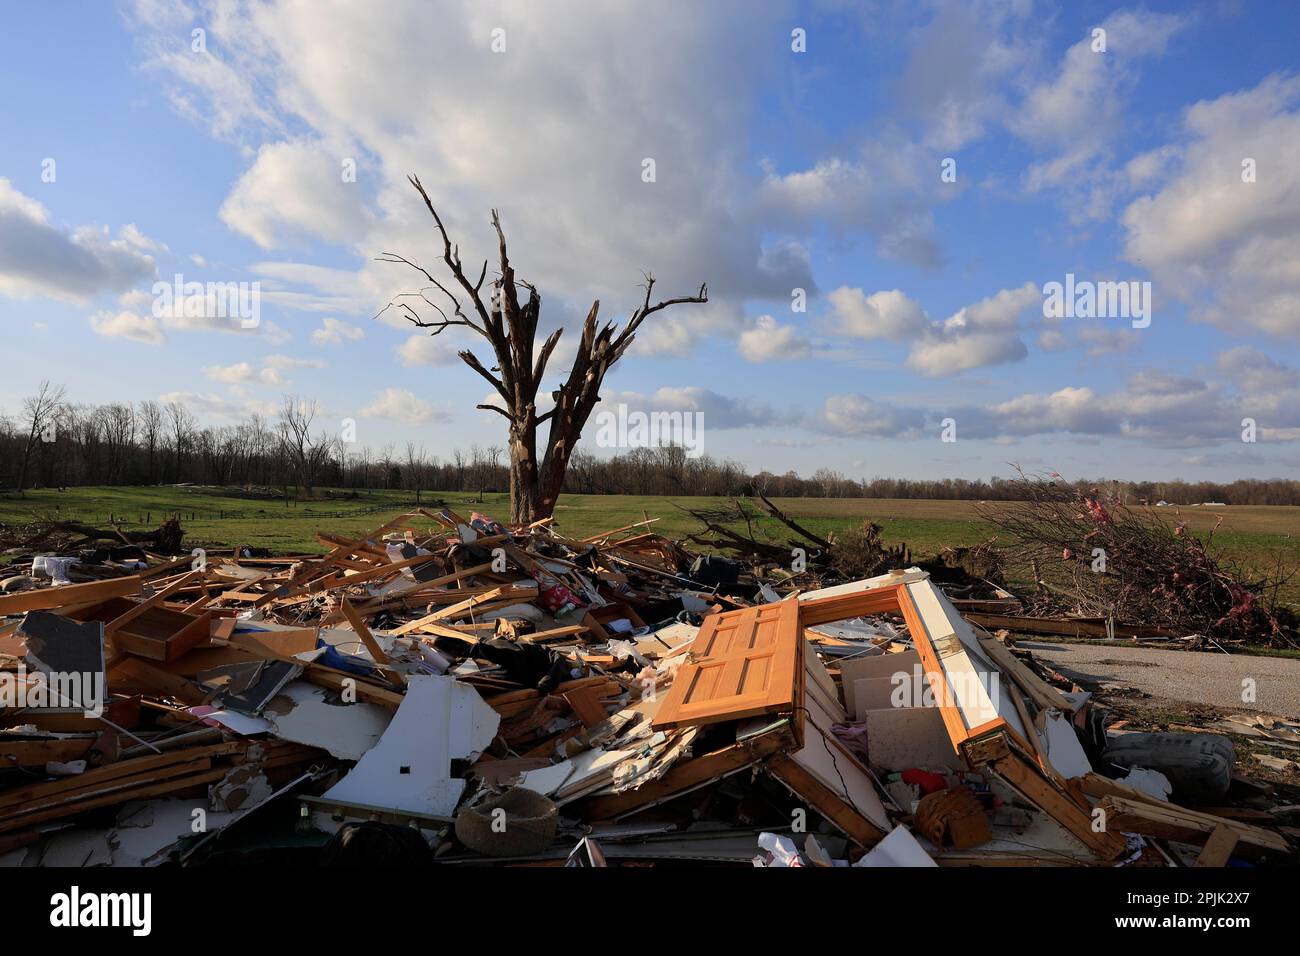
xmin=378 ymin=175 xmax=707 ymax=522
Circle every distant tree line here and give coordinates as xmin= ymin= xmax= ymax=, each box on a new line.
xmin=3 ymin=382 xmax=1300 ymax=505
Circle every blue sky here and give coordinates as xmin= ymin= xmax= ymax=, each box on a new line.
xmin=2 ymin=0 xmax=1299 ymax=483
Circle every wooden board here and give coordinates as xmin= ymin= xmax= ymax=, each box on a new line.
xmin=1097 ymin=794 xmax=1290 ymax=856
xmin=963 ymin=613 xmax=1178 ymax=640
xmin=976 ymin=636 xmax=1076 ymax=713
xmin=564 ymin=688 xmax=610 ymax=728
xmin=0 ymin=576 xmax=142 ymax=616
xmin=799 ymin=584 xmax=905 ymax=627
xmin=992 ymin=753 xmax=1127 ymax=860
xmin=1194 ymin=824 xmax=1240 ymax=867
xmin=651 ymin=599 xmax=800 ymax=730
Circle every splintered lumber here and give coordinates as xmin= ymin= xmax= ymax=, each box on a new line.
xmin=0 ymin=575 xmax=143 ymax=615
xmin=183 ymin=588 xmax=215 ymax=613
xmin=340 ymin=598 xmax=406 ymax=686
xmin=1096 ymin=795 xmax=1291 ymax=856
xmin=0 ymin=741 xmax=245 ymax=813
xmin=0 ymin=737 xmax=99 ymax=768
xmin=407 ymin=620 xmax=487 ymax=642
xmin=581 ymin=518 xmax=659 ymax=543
xmin=301 ymin=667 xmax=405 ymax=709
xmin=315 ymin=533 xmax=391 ymax=559
xmin=564 ymin=688 xmax=610 ymax=728
xmin=105 ymin=569 xmax=204 ymax=638
xmin=138 ymin=555 xmax=206 ymax=582
xmin=254 ymin=548 xmax=348 ymax=606
xmin=109 ymin=656 xmax=211 ymax=706
xmin=0 ymin=757 xmax=216 ymax=819
xmin=767 ymin=750 xmax=886 ymax=847
xmin=992 ymin=754 xmax=1126 ymax=860
xmin=421 ymin=584 xmax=539 ymax=604
xmin=1194 ymin=824 xmax=1241 ymax=867
xmin=976 ymin=636 xmax=1076 ymax=713
xmin=215 ymin=627 xmax=405 ymax=706
xmin=518 ymin=624 xmax=589 ymax=643
xmin=389 ymin=588 xmax=504 ymax=635
xmin=272 ymin=549 xmax=445 ymax=602
xmin=321 ymin=562 xmax=497 ymax=623
xmin=0 ymin=738 xmax=321 ymax=835
xmin=1077 ymin=771 xmax=1167 ymax=807
xmin=0 ymin=767 xmax=231 ymax=835
xmin=964 ymin=613 xmax=1179 ymax=640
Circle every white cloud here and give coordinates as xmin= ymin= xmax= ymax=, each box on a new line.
xmin=986 ymin=386 xmax=1115 ymax=436
xmin=737 ymin=314 xmax=810 ymax=363
xmin=89 ymin=309 xmax=166 ymax=345
xmin=828 ymin=287 xmax=927 ymax=341
xmin=828 ymin=282 xmax=1039 ymax=377
xmin=818 ymin=394 xmax=926 ymax=438
xmin=1015 ymin=12 xmax=1184 ymax=147
xmin=128 ymin=0 xmax=831 ymax=332
xmin=0 ymin=179 xmax=159 ymax=301
xmin=265 ymin=353 xmax=326 ymax=371
xmin=600 ymin=386 xmax=779 ymax=430
xmin=1012 ymin=10 xmax=1189 ymax=219
xmin=360 ymin=387 xmax=446 ymax=424
xmin=397 ymin=333 xmax=460 ymax=367
xmin=153 ymin=302 xmax=292 ymax=346
xmin=630 ymin=314 xmax=711 ymax=358
xmin=312 ymin=317 xmax=365 ymax=346
xmin=156 ymin=390 xmax=278 ymax=421
xmin=220 ymin=140 xmax=372 ymax=249
xmin=120 ymin=223 xmax=168 ymax=254
xmin=905 ymin=282 xmax=1039 ymax=376
xmin=1037 ymin=329 xmax=1068 ymax=351
xmin=1123 ymin=145 xmax=1179 ymax=187
xmin=803 ymin=355 xmax=1300 ymax=449
xmin=898 ymin=0 xmax=1033 ymax=151
xmin=1122 ymin=74 xmax=1300 ymax=336
xmin=757 ymin=145 xmax=945 ymax=268
xmin=906 ymin=332 xmax=1028 ymax=377
xmin=204 ymin=362 xmax=284 ymax=386
xmin=1078 ymin=326 xmax=1140 ymax=358
xmin=139 ymin=279 xmax=291 ymax=345
xmin=943 ymin=282 xmax=1041 ymax=333
xmin=1216 ymin=346 xmax=1300 ymax=392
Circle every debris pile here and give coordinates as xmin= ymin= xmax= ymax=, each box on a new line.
xmin=980 ymin=473 xmax=1297 ymax=648
xmin=682 ymin=495 xmax=914 ymax=586
xmin=1 ymin=506 xmax=1294 ymax=867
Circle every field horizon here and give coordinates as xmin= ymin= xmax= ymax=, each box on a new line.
xmin=3 ymin=484 xmax=1297 ymax=606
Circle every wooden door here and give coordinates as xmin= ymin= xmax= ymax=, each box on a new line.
xmin=652 ymin=599 xmax=801 ymax=730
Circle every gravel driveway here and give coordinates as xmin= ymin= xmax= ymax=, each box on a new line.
xmin=1019 ymin=641 xmax=1300 ymax=718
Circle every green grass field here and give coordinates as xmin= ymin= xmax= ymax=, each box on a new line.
xmin=3 ymin=485 xmax=1298 ymax=603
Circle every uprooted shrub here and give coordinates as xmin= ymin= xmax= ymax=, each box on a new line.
xmin=917 ymin=543 xmax=1006 ymax=590
xmin=979 ymin=471 xmax=1296 ymax=647
xmin=829 ymin=520 xmax=910 ymax=581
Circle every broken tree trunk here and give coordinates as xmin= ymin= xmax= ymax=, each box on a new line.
xmin=378 ymin=175 xmax=708 ymax=526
